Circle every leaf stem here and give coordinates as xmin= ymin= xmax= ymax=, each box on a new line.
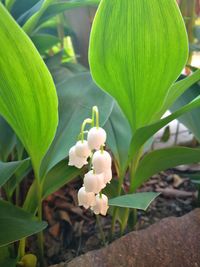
xmin=110 ymin=169 xmax=126 ymax=238
xmin=18 ymin=238 xmax=26 ymax=259
xmin=35 ymin=178 xmax=45 ymax=267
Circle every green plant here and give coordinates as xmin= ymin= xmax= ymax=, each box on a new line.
xmin=89 ymin=0 xmax=200 ymax=234
xmin=1 ymin=0 xmax=200 ymax=266
xmin=0 ymin=1 xmax=112 ymax=266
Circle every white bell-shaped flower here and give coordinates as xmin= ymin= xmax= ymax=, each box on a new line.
xmin=84 ymin=170 xmax=106 ymax=194
xmin=78 ymin=186 xmax=96 ymax=209
xmin=68 ymin=146 xmax=88 ymax=169
xmin=103 ymin=168 xmax=112 ymax=184
xmin=87 ymin=127 xmax=107 ymax=150
xmin=92 ymin=150 xmax=112 ymax=173
xmin=91 ymin=194 xmax=109 ymax=216
xmin=75 ymin=140 xmax=91 ymax=158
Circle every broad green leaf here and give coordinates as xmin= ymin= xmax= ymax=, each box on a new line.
xmin=89 ymin=0 xmax=188 ymax=131
xmin=40 ymin=72 xmax=114 ymax=177
xmin=109 ymin=192 xmax=160 ymax=211
xmin=31 ymin=34 xmax=60 ymax=54
xmin=159 ymin=69 xmax=200 ymax=116
xmin=0 ymin=159 xmax=30 ymax=188
xmin=0 ymin=117 xmax=16 ymax=161
xmin=170 ymin=76 xmax=200 ymax=142
xmin=0 ymin=200 xmax=47 ymax=247
xmin=129 ymin=96 xmax=200 ymax=162
xmin=0 ymin=4 xmax=58 ymax=175
xmin=104 ymin=103 xmax=131 ymax=174
xmin=24 ymin=161 xmax=81 ymax=214
xmin=132 ymin=147 xmax=200 ymax=191
xmin=5 ymin=0 xmax=15 ymax=11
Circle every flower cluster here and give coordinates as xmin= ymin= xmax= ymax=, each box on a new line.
xmin=68 ymin=106 xmax=111 ymax=216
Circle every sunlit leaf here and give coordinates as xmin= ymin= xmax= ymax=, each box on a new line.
xmin=89 ymin=0 xmax=188 ymax=131
xmin=0 ymin=4 xmax=58 ymax=175
xmin=129 ymin=96 xmax=200 ymax=162
xmin=170 ymin=76 xmax=200 ymax=142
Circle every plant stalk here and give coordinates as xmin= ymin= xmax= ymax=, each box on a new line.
xmin=36 ymin=178 xmax=45 ymax=267
xmin=18 ymin=238 xmax=26 ymax=259
xmin=96 ymin=215 xmax=106 ymax=245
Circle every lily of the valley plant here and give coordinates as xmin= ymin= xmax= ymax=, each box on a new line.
xmin=0 ymin=0 xmax=200 ymax=267
xmin=69 ymin=106 xmax=111 ymax=216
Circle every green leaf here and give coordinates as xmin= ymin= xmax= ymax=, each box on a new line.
xmin=159 ymin=69 xmax=200 ymax=115
xmin=0 ymin=117 xmax=16 ymax=161
xmin=31 ymin=33 xmax=60 ymax=54
xmin=109 ymin=192 xmax=160 ymax=211
xmin=11 ymin=0 xmax=40 ymax=19
xmin=89 ymin=0 xmax=188 ymax=131
xmin=0 ymin=159 xmax=30 ymax=188
xmin=132 ymin=147 xmax=200 ymax=191
xmin=17 ymin=0 xmax=44 ymax=26
xmin=0 ymin=200 xmax=47 ymax=247
xmin=40 ymin=72 xmax=114 ymax=177
xmin=129 ymin=96 xmax=200 ymax=162
xmin=22 ymin=0 xmax=54 ymax=35
xmin=0 ymin=4 xmax=58 ymax=175
xmin=104 ymin=103 xmax=131 ymax=174
xmin=24 ymin=161 xmax=81 ymax=214
xmin=4 ymin=159 xmax=31 ymax=198
xmin=170 ymin=76 xmax=200 ymax=142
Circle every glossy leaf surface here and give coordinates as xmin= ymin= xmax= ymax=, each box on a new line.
xmin=89 ymin=0 xmax=188 ymax=131
xmin=109 ymin=192 xmax=160 ymax=211
xmin=0 ymin=4 xmax=58 ymax=174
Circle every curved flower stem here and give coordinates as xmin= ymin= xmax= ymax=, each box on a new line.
xmin=92 ymin=106 xmax=99 ymax=128
xmin=81 ymin=118 xmax=92 ymax=142
xmin=96 ymin=215 xmax=106 ymax=245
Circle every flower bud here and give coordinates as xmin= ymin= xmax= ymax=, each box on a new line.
xmin=92 ymin=150 xmax=112 ymax=173
xmin=20 ymin=254 xmax=37 ymax=267
xmin=68 ymin=146 xmax=88 ymax=169
xmin=78 ymin=186 xmax=96 ymax=209
xmin=91 ymin=194 xmax=109 ymax=216
xmin=103 ymin=168 xmax=112 ymax=184
xmin=87 ymin=127 xmax=107 ymax=150
xmin=75 ymin=140 xmax=91 ymax=158
xmin=84 ymin=170 xmax=106 ymax=193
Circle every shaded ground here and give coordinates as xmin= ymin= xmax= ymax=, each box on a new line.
xmin=42 ymin=164 xmax=199 ymax=266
